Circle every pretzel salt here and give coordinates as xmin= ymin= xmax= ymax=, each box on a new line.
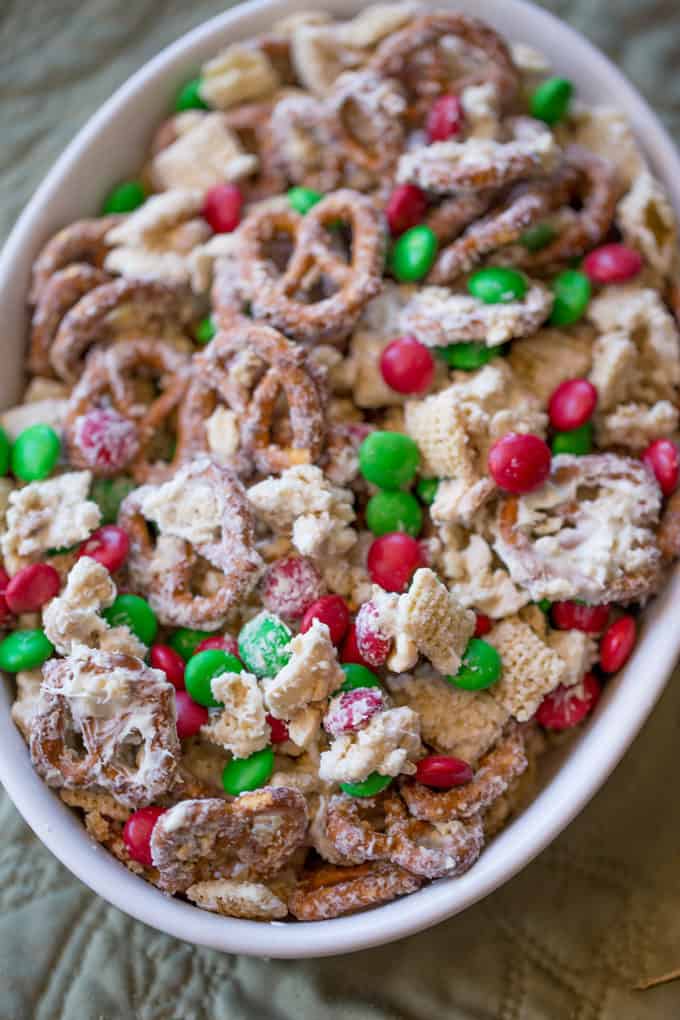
xmin=288 ymin=861 xmax=422 ymax=921
xmin=63 ymin=338 xmax=190 ymax=482
xmin=177 ymin=322 xmax=327 ymax=474
xmin=119 ymin=457 xmax=262 ymax=629
xmin=30 ymin=649 xmax=180 ymax=809
xmin=237 ymin=188 xmax=385 ymax=343
xmin=150 ymin=787 xmax=308 ymax=893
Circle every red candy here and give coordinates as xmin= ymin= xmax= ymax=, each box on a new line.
xmin=642 ymin=438 xmax=679 ymax=496
xmin=267 ymin=714 xmax=290 ymax=744
xmin=175 ymin=690 xmax=209 ymax=739
xmin=323 ymin=687 xmax=385 ymax=737
xmin=426 ymin=93 xmax=464 ymax=142
xmin=150 ymin=643 xmax=185 ymax=690
xmin=536 ymin=672 xmax=601 ymax=730
xmin=551 ymin=601 xmax=609 ymax=634
xmin=340 ymin=623 xmax=372 ymax=667
xmin=261 ymin=556 xmax=323 ymax=621
xmin=122 ymin=806 xmax=166 ymax=868
xmin=415 ymin=754 xmax=473 ymax=789
xmin=386 ymin=183 xmax=428 ymax=236
xmin=548 ymin=378 xmax=598 ymax=431
xmin=78 ymin=525 xmax=130 ymax=573
xmin=300 ymin=594 xmax=350 ymax=645
xmin=599 ymin=615 xmax=636 ymax=674
xmin=583 ymin=243 xmax=643 ymax=284
xmin=5 ymin=563 xmax=60 ymax=614
xmin=488 ymin=432 xmax=551 ymax=494
xmin=202 ymin=183 xmax=243 ymax=233
xmin=380 ymin=336 xmax=435 ymax=395
xmin=0 ymin=567 xmax=13 ymax=625
xmin=367 ymin=532 xmax=425 ymax=592
xmin=474 ymin=613 xmax=492 ymax=637
xmin=354 ymin=599 xmax=392 ymax=666
xmin=195 ymin=634 xmax=240 ymax=657
xmin=74 ymin=408 xmax=138 ymax=472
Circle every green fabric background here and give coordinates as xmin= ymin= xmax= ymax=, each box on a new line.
xmin=2 ymin=2 xmax=680 ymax=1017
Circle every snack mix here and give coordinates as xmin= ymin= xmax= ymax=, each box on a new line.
xmin=7 ymin=5 xmax=680 ymax=923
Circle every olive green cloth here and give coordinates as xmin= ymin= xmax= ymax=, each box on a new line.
xmin=2 ymin=1 xmax=680 ymax=1017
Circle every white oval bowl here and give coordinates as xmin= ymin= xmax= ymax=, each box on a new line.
xmin=1 ymin=0 xmax=680 ymax=960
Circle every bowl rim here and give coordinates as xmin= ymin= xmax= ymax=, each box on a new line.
xmin=1 ymin=0 xmax=680 ymax=959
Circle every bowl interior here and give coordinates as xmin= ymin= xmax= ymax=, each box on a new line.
xmin=1 ymin=0 xmax=680 ymax=959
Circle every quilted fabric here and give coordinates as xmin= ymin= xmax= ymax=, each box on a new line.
xmin=2 ymin=1 xmax=680 ymax=1017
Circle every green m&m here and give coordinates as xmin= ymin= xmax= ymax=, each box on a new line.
xmin=90 ymin=476 xmax=135 ymax=525
xmin=358 ymin=431 xmax=420 ymax=490
xmin=11 ymin=425 xmax=60 ymax=481
xmin=175 ymin=76 xmax=208 ymax=112
xmin=0 ymin=427 xmax=9 ymax=476
xmin=238 ymin=611 xmax=292 ymax=677
xmin=468 ymin=266 xmax=527 ymax=304
xmin=104 ymin=594 xmax=157 ymax=646
xmin=0 ymin=630 xmax=54 ymax=672
xmin=437 ymin=340 xmax=503 ymax=371
xmin=530 ymin=77 xmax=573 ymax=125
xmin=102 ymin=180 xmax=146 ymax=215
xmin=288 ymin=186 xmax=323 ymax=215
xmin=520 ymin=222 xmax=556 ymax=252
xmin=222 ymin=746 xmax=275 ymax=795
xmin=389 ymin=225 xmax=438 ymax=282
xmin=416 ymin=477 xmax=439 ymax=505
xmin=169 ymin=627 xmax=217 ymax=661
xmin=194 ymin=316 xmax=216 ymax=345
xmin=340 ymin=772 xmax=393 ymax=798
xmin=366 ymin=490 xmax=422 ymax=537
xmin=447 ymin=638 xmax=502 ymax=691
xmin=185 ymin=649 xmax=243 ymax=708
xmin=550 ymin=269 xmax=591 ymax=326
xmin=552 ymin=421 xmax=593 ymax=456
xmin=339 ymin=663 xmax=382 ymax=691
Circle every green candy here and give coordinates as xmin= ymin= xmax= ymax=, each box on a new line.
xmin=389 ymin=225 xmax=437 ymax=282
xmin=416 ymin=477 xmax=439 ymax=505
xmin=103 ymin=595 xmax=157 ymax=646
xmin=11 ymin=425 xmax=60 ymax=481
xmin=468 ymin=266 xmax=527 ymax=304
xmin=340 ymin=664 xmax=382 ymax=691
xmin=437 ymin=340 xmax=504 ymax=371
xmin=520 ymin=222 xmax=556 ymax=252
xmin=366 ymin=490 xmax=422 ymax=537
xmin=340 ymin=773 xmax=393 ymax=798
xmin=169 ymin=628 xmax=217 ymax=661
xmin=185 ymin=650 xmax=243 ymax=708
xmin=535 ymin=599 xmax=552 ymax=613
xmin=447 ymin=638 xmax=502 ymax=691
xmin=102 ymin=180 xmax=146 ymax=215
xmin=194 ymin=316 xmax=216 ymax=345
xmin=530 ymin=77 xmax=573 ymax=125
xmin=90 ymin=476 xmax=135 ymax=525
xmin=222 ymin=746 xmax=275 ymax=795
xmin=551 ymin=421 xmax=593 ymax=456
xmin=550 ymin=270 xmax=591 ymax=326
xmin=175 ymin=76 xmax=208 ymax=112
xmin=238 ymin=611 xmax=292 ymax=677
xmin=0 ymin=630 xmax=54 ymax=672
xmin=0 ymin=427 xmax=9 ymax=476
xmin=358 ymin=431 xmax=420 ymax=490
xmin=288 ymin=186 xmax=323 ymax=215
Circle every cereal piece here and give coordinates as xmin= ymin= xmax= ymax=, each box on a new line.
xmin=120 ymin=458 xmax=262 ymax=629
xmin=401 ymin=283 xmax=553 ymax=347
xmin=10 ymin=669 xmax=44 ymax=741
xmin=568 ymin=103 xmax=646 ymax=191
xmin=485 ymin=616 xmax=566 ymax=721
xmin=186 ymin=878 xmax=288 ymax=920
xmin=286 ymin=705 xmax=322 ymax=750
xmin=201 ymin=671 xmax=269 ymax=759
xmin=345 ymin=330 xmax=405 ymax=408
xmin=150 ymin=787 xmax=308 ymax=893
xmin=435 ymin=529 xmax=530 ymax=618
xmin=387 ymin=671 xmax=509 ymax=763
xmin=397 ymin=568 xmax=475 ymax=675
xmin=589 ymin=331 xmax=638 ymax=411
xmin=289 ymin=861 xmax=422 ymax=920
xmin=494 ymin=453 xmax=663 ymax=605
xmin=263 ymin=619 xmax=344 ymax=720
xmin=508 ymin=324 xmax=594 ymax=404
xmin=617 ymin=171 xmax=678 ymax=276
xmin=547 ymin=629 xmax=598 ymax=688
xmin=30 ymin=647 xmax=180 ymax=808
xmin=1 ymin=471 xmax=100 ymax=574
xmin=319 ymin=706 xmax=422 ymax=784
xmin=43 ymin=557 xmax=146 ymax=658
xmin=150 ymin=114 xmax=259 ymax=192
xmin=595 ymin=400 xmax=679 ymax=451
xmin=0 ymin=397 xmax=68 ymax=441
xmin=248 ymin=464 xmax=357 ymax=560
xmin=460 ymin=83 xmax=502 ymax=140
xmin=405 ymin=385 xmax=478 ymax=482
xmin=189 ymin=232 xmax=240 ymax=295
xmin=510 ymin=41 xmax=550 ymax=76
xmin=199 ymin=44 xmax=279 ymax=109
